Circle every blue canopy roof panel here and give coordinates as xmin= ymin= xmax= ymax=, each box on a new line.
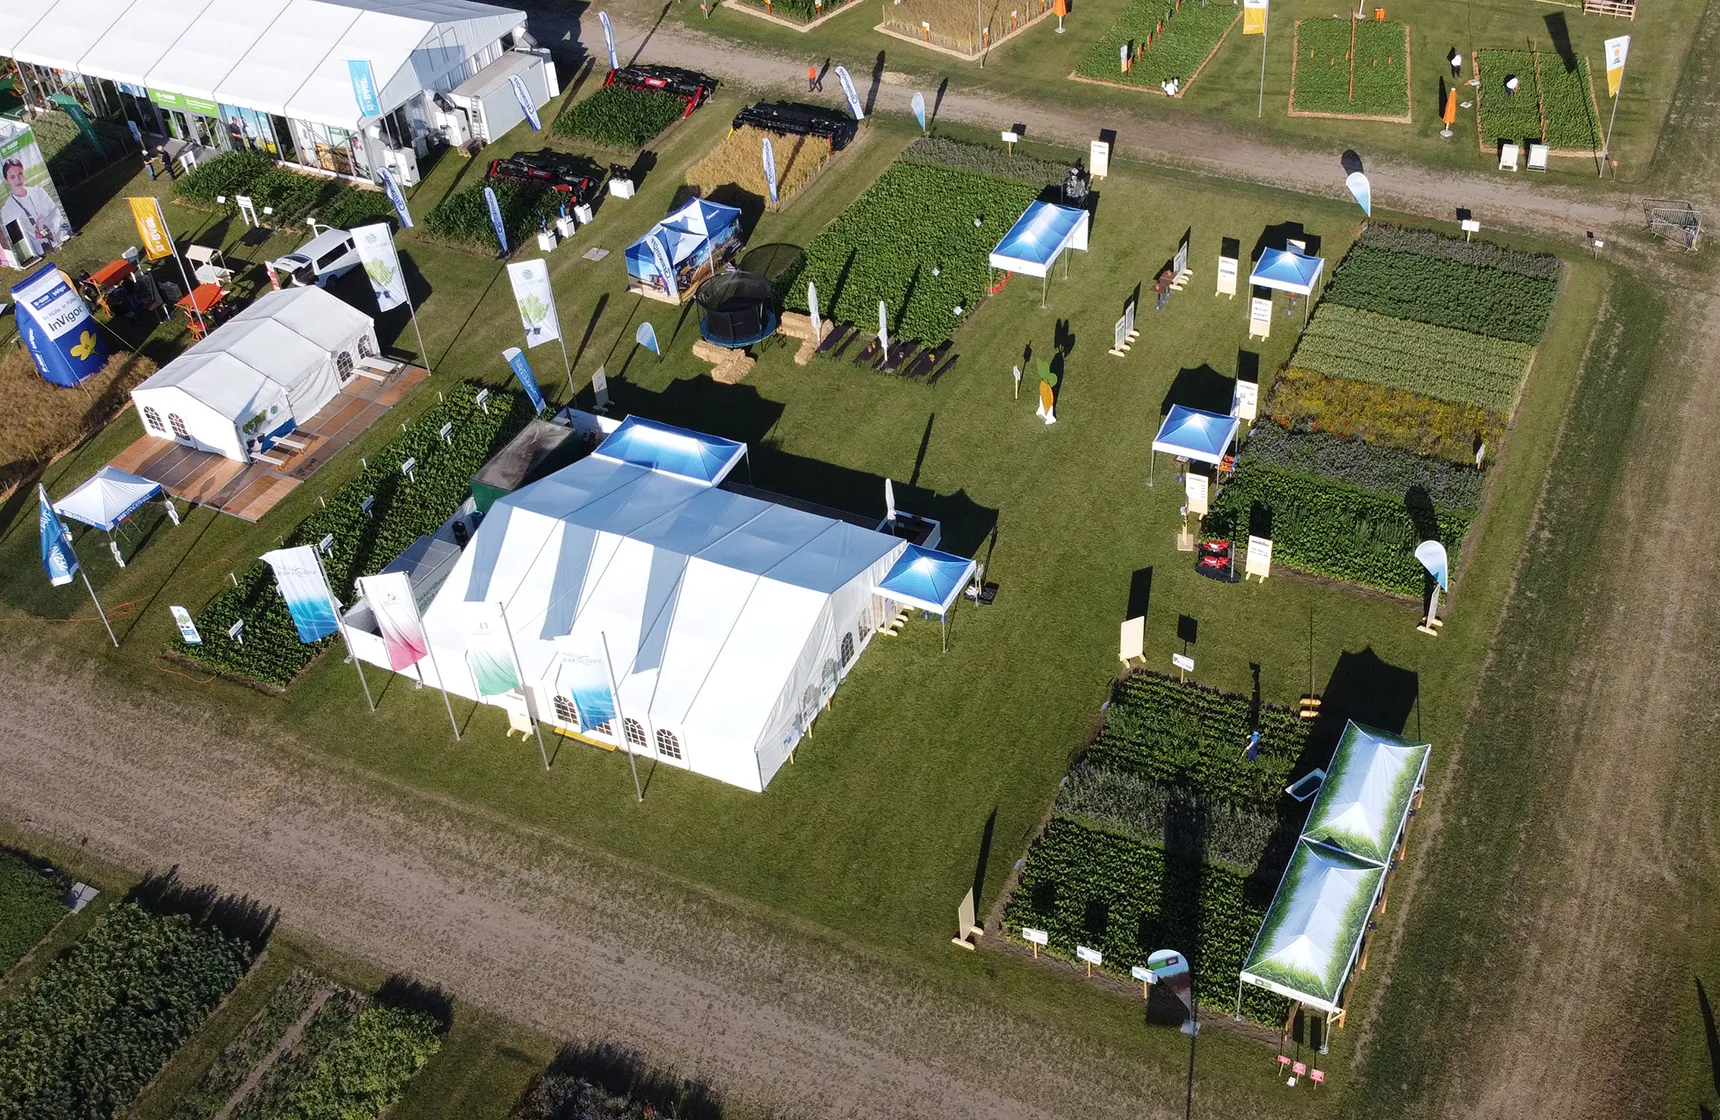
xmin=1249 ymin=248 xmax=1325 ymax=295
xmin=878 ymin=543 xmax=975 ymax=615
xmin=1152 ymin=405 xmax=1240 ymax=465
xmin=989 ymin=202 xmax=1090 ymax=278
xmin=593 ymin=416 xmax=747 ymax=487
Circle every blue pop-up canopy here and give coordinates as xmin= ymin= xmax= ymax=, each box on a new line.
xmin=1249 ymin=248 xmax=1325 ymax=295
xmin=990 ymin=201 xmax=1091 ymax=308
xmin=878 ymin=543 xmax=976 ymax=651
xmin=593 ymin=415 xmax=747 ymax=486
xmin=1153 ymin=405 xmax=1240 ymax=465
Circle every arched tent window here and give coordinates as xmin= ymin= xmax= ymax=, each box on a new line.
xmin=358 ymin=334 xmax=375 ymax=359
xmin=335 ymin=350 xmax=355 ymax=381
xmin=552 ymin=695 xmax=578 ymax=725
xmin=840 ymin=632 xmax=855 ymax=667
xmin=623 ymin=718 xmax=648 ymax=751
xmin=655 ymin=728 xmax=682 ymax=760
xmin=142 ymin=406 xmax=166 ymax=434
xmin=169 ymin=413 xmax=190 ymax=441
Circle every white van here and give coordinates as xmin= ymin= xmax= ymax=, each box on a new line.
xmin=267 ymin=228 xmax=360 ymax=289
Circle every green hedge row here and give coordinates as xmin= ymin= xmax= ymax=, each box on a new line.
xmin=1357 ymin=223 xmax=1562 ymax=280
xmin=173 ymin=151 xmax=397 ymax=231
xmin=900 ymin=135 xmax=1071 ymax=188
xmin=1206 ymin=459 xmax=1470 ymax=595
xmin=167 ymin=970 xmax=324 ymax=1120
xmin=422 ymin=178 xmax=561 ymax=253
xmin=1243 ymin=421 xmax=1485 ymax=510
xmin=1003 ymin=817 xmax=1290 ymax=1023
xmin=0 ymin=903 xmax=253 ymax=1120
xmin=179 ymin=383 xmax=536 ymax=686
xmin=1323 ymin=243 xmax=1558 ymax=344
xmin=232 ymin=993 xmax=441 ymax=1120
xmin=552 ymin=86 xmax=686 ymax=149
xmin=0 ymin=851 xmax=66 ymax=975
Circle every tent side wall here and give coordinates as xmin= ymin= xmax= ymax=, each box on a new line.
xmin=130 ymin=385 xmax=246 ymax=462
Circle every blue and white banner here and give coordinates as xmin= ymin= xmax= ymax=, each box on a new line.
xmin=465 ymin=601 xmax=521 ymax=697
xmin=1345 ymin=171 xmax=1371 ymax=217
xmin=170 ymin=604 xmax=202 ymax=645
xmin=761 ymin=135 xmax=778 ymax=203
xmin=808 ymin=280 xmax=821 ymax=341
xmin=11 ymin=264 xmax=106 ymax=388
xmin=379 ymin=167 xmax=414 ymax=229
xmin=503 ymin=346 xmax=547 ymax=412
xmin=261 ymin=545 xmax=341 ymax=643
xmin=835 ymin=65 xmax=864 ymax=120
xmin=1414 ymin=540 xmax=1449 ymax=590
xmin=645 ymin=231 xmax=677 ymax=300
xmin=483 ymin=185 xmax=508 ymax=253
xmin=347 ymin=60 xmax=383 ymax=117
xmin=37 ymin=484 xmax=76 ymax=587
xmin=599 ymin=11 xmax=620 ymax=72
xmin=555 ymin=636 xmax=618 ymax=732
xmin=635 ymin=322 xmax=659 ymax=355
xmin=911 ymin=91 xmax=927 ymax=131
xmin=508 ymin=74 xmax=541 ymax=131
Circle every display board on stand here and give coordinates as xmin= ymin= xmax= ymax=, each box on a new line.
xmin=1217 ymin=254 xmax=1238 ymax=298
xmin=1249 ymin=293 xmax=1272 ymax=339
xmin=1090 ymin=138 xmax=1111 ymax=178
xmin=1185 ymin=472 xmax=1209 ymax=516
xmin=1245 ymin=535 xmax=1273 ymax=581
xmin=1119 ymin=616 xmax=1145 ymax=665
xmin=1232 ymin=378 xmax=1258 ymax=420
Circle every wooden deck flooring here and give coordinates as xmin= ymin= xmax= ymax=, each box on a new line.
xmin=110 ymin=363 xmax=429 ymax=522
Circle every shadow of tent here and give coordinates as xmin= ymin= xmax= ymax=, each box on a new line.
xmin=1251 ymin=221 xmax=1321 ymax=263
xmin=1159 ymin=363 xmax=1236 ymax=417
xmin=1308 ymin=647 xmax=1420 ymax=758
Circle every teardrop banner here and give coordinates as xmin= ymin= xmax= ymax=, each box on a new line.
xmin=1345 ymin=170 xmax=1371 ymax=217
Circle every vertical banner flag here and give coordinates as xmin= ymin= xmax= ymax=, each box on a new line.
xmin=379 ymin=166 xmax=414 ymax=228
xmin=1 ymin=121 xmax=74 ymax=263
xmin=646 ymin=231 xmax=678 ymax=300
xmin=1605 ymin=35 xmax=1630 ymax=98
xmin=877 ymin=299 xmax=890 ymax=354
xmin=37 ymin=484 xmax=75 ymax=586
xmin=348 ymin=60 xmax=383 ymax=117
xmin=1146 ymin=949 xmax=1196 ymax=1024
xmin=261 ymin=546 xmax=341 ymax=643
xmin=11 ymin=263 xmax=106 ymax=387
xmin=635 ymin=322 xmax=660 ymax=354
xmin=1243 ymin=0 xmax=1267 ymax=34
xmin=128 ymin=195 xmax=173 ymax=259
xmin=502 ymin=346 xmax=547 ymax=412
xmin=507 ymin=74 xmax=541 ymax=131
xmin=835 ymin=66 xmax=865 ymax=120
xmin=911 ymin=91 xmax=927 ymax=132
xmin=506 ymin=259 xmax=561 ymax=346
xmin=1173 ymin=232 xmax=1190 ymax=278
xmin=483 ymin=185 xmax=508 ymax=253
xmin=599 ymin=11 xmax=620 ymax=72
xmin=761 ymin=135 xmax=778 ymax=204
xmin=353 ymin=223 xmax=407 ymax=312
xmin=555 ymin=635 xmax=619 ymax=732
xmin=356 ymin=571 xmax=429 ymax=670
xmin=808 ymin=281 xmax=822 ymax=341
xmin=1345 ymin=171 xmax=1372 ymax=216
xmin=48 ymin=96 xmax=103 ymax=157
xmin=1414 ymin=540 xmax=1449 ymax=591
xmin=170 ymin=605 xmax=202 ymax=644
xmin=465 ymin=601 xmax=522 ymax=697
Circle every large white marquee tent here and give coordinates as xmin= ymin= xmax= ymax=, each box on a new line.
xmin=346 ymin=418 xmax=944 ymax=792
xmin=131 ymin=286 xmax=376 ymax=462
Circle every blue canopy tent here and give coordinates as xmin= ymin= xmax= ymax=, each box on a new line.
xmin=1149 ymin=405 xmax=1240 ymax=487
xmin=624 ymin=199 xmax=744 ymax=304
xmin=52 ymin=465 xmax=169 ymax=567
xmin=593 ymin=415 xmax=748 ymax=487
xmin=877 ymin=543 xmax=976 ymax=652
xmin=989 ymin=201 xmax=1091 ymax=307
xmin=1249 ymin=248 xmax=1325 ymax=322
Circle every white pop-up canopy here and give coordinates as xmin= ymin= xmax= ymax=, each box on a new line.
xmin=990 ymin=201 xmax=1090 ymax=308
xmin=346 ymin=440 xmax=917 ymax=792
xmin=53 ymin=466 xmax=164 ymax=532
xmin=131 ymin=286 xmax=376 ymax=462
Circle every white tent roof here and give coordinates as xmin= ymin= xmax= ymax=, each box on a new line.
xmin=12 ymin=0 xmax=140 ymax=73
xmin=53 ymin=467 xmax=163 ymax=532
xmin=988 ymin=201 xmax=1090 ymax=279
xmin=77 ymin=0 xmax=216 ymax=85
xmin=144 ymin=0 xmax=296 ymax=102
xmin=1240 ymin=840 xmax=1384 ymax=1013
xmin=216 ymin=0 xmax=368 ymax=117
xmin=1302 ymin=722 xmax=1431 ymax=865
xmin=424 ymin=453 xmax=904 ymax=770
xmin=0 ymin=6 xmax=48 ymax=57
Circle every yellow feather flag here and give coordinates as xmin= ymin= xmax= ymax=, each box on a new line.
xmin=1605 ymin=35 xmax=1629 ymax=98
xmin=1243 ymin=0 xmax=1267 ymax=35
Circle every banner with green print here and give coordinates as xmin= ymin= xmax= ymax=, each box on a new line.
xmin=352 ymin=222 xmax=407 ymax=312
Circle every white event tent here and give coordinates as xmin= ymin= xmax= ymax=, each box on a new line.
xmin=1149 ymin=404 xmax=1240 ymax=486
xmin=989 ymin=201 xmax=1090 ymax=306
xmin=131 ymin=286 xmax=376 ymax=462
xmin=1238 ymin=721 xmax=1431 ymax=1021
xmin=347 ymin=418 xmax=922 ymax=792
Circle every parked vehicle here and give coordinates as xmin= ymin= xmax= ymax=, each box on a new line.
xmin=266 ymin=228 xmax=359 ymax=288
xmin=485 ymin=149 xmax=601 ymax=202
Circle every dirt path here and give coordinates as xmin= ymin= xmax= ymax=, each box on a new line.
xmin=0 ymin=648 xmax=1219 ymax=1120
xmin=213 ymin=984 xmax=337 ymax=1120
xmin=536 ymin=2 xmax=1639 ymax=241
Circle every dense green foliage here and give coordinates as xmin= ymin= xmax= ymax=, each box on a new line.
xmin=173 ymin=151 xmax=395 ymax=230
xmin=1476 ymin=50 xmax=1601 ymax=151
xmin=0 ymin=851 xmax=66 ymax=974
xmin=1293 ymin=304 xmax=1534 ymax=412
xmin=1243 ymin=421 xmax=1486 ymax=510
xmin=1292 ymin=19 xmax=1410 ymax=117
xmin=1206 ymin=459 xmax=1470 ymax=593
xmin=1004 ymin=818 xmax=1289 ymax=1022
xmin=166 ymin=970 xmax=324 ymax=1120
xmin=900 ymin=135 xmax=1071 ymax=187
xmin=1538 ymin=54 xmax=1603 ymax=150
xmin=788 ymin=160 xmax=1037 ymax=344
xmin=736 ymin=0 xmax=855 ymax=19
xmin=1357 ymin=223 xmax=1563 ymax=280
xmin=0 ymin=902 xmax=253 ymax=1120
xmin=422 ymin=179 xmax=561 ymax=253
xmin=1058 ymin=763 xmax=1287 ymax=872
xmin=232 ymin=993 xmax=441 ymax=1120
xmin=179 ymin=384 xmax=536 ymax=686
xmin=1074 ymin=0 xmax=1238 ymax=89
xmin=1324 ymin=244 xmax=1558 ymax=343
xmin=553 ymin=87 xmax=686 ymax=149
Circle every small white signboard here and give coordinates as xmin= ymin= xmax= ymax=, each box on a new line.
xmin=1022 ymin=927 xmax=1049 ymax=946
xmin=1001 ymin=130 xmax=1020 ymax=144
xmin=1171 ymin=652 xmax=1195 ymax=673
xmin=227 ymin=619 xmax=245 ymax=644
xmin=1119 ymin=616 xmax=1145 ymax=663
xmin=1172 ymin=235 xmax=1190 ymax=279
xmin=1461 ymin=218 xmax=1481 ymax=233
xmin=170 ymin=605 xmax=202 ymax=645
xmin=1232 ymin=379 xmax=1258 ymax=420
xmin=1089 ymin=139 xmax=1111 ymax=178
xmin=1246 ymin=535 xmax=1273 ymax=581
xmin=474 ymin=388 xmax=491 ymax=413
xmin=1076 ymin=945 xmax=1103 ymax=965
xmin=1109 ymin=314 xmax=1129 ymax=356
xmin=1124 ymin=299 xmax=1138 ymax=339
xmin=1131 ymin=965 xmax=1153 ymax=983
xmin=1217 ymin=256 xmax=1238 ymax=297
xmin=1249 ymin=295 xmax=1272 ymax=339
xmin=592 ymin=364 xmax=610 ymax=411
xmin=318 ymin=533 xmax=335 ymax=555
xmin=1185 ymin=472 xmax=1209 ymax=516
xmin=400 ymin=456 xmax=417 ymax=480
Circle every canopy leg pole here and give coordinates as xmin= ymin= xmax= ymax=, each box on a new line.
xmin=1149 ymin=451 xmax=1155 ymax=489
xmin=1041 ymin=272 xmax=1047 ymax=309
xmin=941 ymin=611 xmax=948 ymax=653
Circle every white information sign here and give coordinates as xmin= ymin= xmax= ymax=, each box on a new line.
xmin=1119 ymin=616 xmax=1145 ymax=662
xmin=1171 ymin=652 xmax=1195 ymax=673
xmin=1249 ymin=295 xmax=1272 ymax=339
xmin=1076 ymin=945 xmax=1103 ymax=965
xmin=592 ymin=364 xmax=610 ymax=411
xmin=1172 ymin=235 xmax=1190 ymax=279
xmin=170 ymin=605 xmax=202 ymax=645
xmin=1246 ymin=535 xmax=1274 ymax=581
xmin=1131 ymin=965 xmax=1153 ymax=983
xmin=1089 ymin=139 xmax=1111 ymax=178
xmin=1022 ymin=927 xmax=1049 ymax=946
xmin=1185 ymin=472 xmax=1209 ymax=516
xmin=1217 ymin=256 xmax=1238 ymax=297
xmin=1232 ymin=379 xmax=1258 ymax=420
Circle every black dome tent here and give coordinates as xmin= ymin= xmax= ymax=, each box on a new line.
xmin=696 ymin=270 xmax=777 ymax=349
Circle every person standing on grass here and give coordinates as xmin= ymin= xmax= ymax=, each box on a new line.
xmin=1449 ymin=48 xmax=1462 ymax=79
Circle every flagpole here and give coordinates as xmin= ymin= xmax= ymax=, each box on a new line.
xmin=316 ymin=548 xmax=374 ymax=712
xmin=41 ymin=484 xmax=116 ymax=647
xmin=406 ymin=294 xmax=431 ymax=373
xmin=1257 ymin=15 xmax=1268 ymax=118
xmin=161 ymin=210 xmax=206 ymax=335
xmin=554 ymin=331 xmax=576 ymax=405
xmin=395 ymin=586 xmax=460 ymax=740
xmin=1601 ymin=83 xmax=1622 ymax=179
xmin=602 ymin=630 xmax=644 ymax=802
xmin=499 ymin=603 xmax=550 ymax=770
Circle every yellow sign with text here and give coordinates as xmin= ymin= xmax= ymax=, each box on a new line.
xmin=1604 ymin=35 xmax=1630 ymax=98
xmin=1243 ymin=0 xmax=1267 ymax=35
xmin=128 ymin=196 xmax=173 ymax=260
